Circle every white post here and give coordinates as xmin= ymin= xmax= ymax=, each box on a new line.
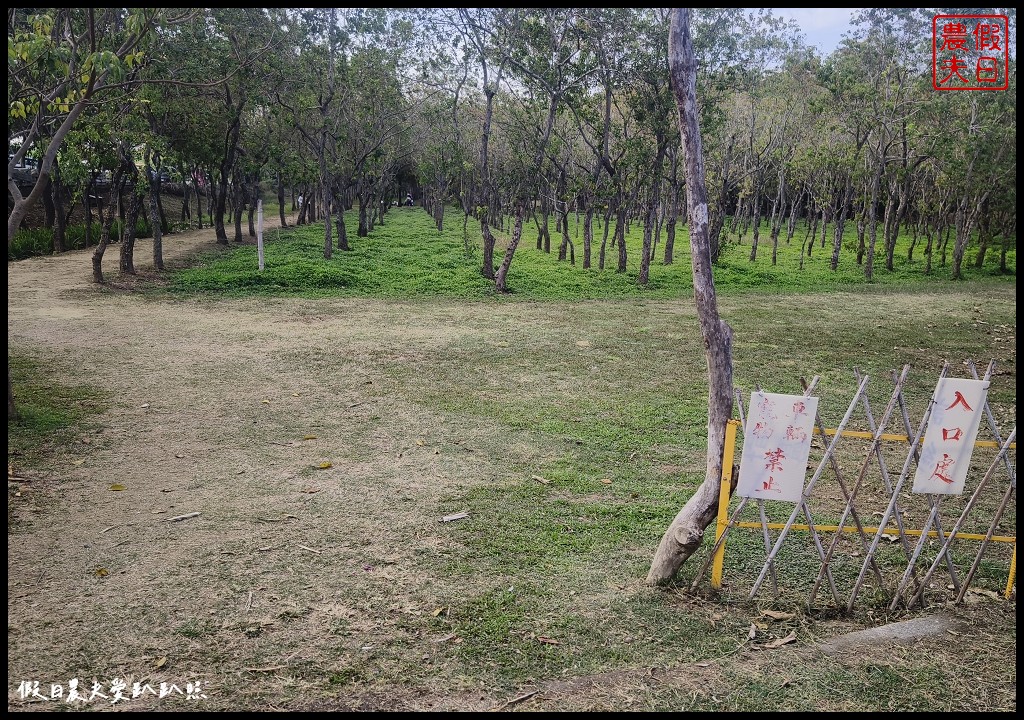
xmin=257 ymin=199 xmax=264 ymax=271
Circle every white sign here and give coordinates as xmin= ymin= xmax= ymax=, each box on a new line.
xmin=736 ymin=391 xmax=819 ymax=503
xmin=912 ymin=377 xmax=989 ymax=495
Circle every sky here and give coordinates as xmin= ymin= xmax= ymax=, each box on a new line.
xmin=769 ymin=7 xmax=861 ymax=56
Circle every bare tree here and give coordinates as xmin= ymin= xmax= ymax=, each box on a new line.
xmin=647 ymin=8 xmax=734 ymax=584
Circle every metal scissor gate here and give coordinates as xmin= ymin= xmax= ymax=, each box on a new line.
xmin=692 ymin=361 xmax=1016 ymax=611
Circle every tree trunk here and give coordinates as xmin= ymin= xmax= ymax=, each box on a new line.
xmin=214 ymin=172 xmax=230 ymax=243
xmin=882 ymin=180 xmax=899 ymax=271
xmin=92 ymin=168 xmax=125 ymax=283
xmin=923 ymin=219 xmax=935 ymax=275
xmin=973 ymin=214 xmax=989 ymax=269
xmin=42 ymin=175 xmax=55 ymax=230
xmin=748 ymin=181 xmax=761 ymax=261
xmin=495 ymin=202 xmax=525 ymax=292
xmin=648 ymin=8 xmax=734 ymax=584
xmin=583 ymin=206 xmax=594 ymax=269
xmin=615 ymin=207 xmax=628 ymax=273
xmin=248 ymin=179 xmax=258 ymax=237
xmin=232 ymin=174 xmax=244 ymax=243
xmin=599 ymin=206 xmax=612 ymax=270
xmin=120 ymin=184 xmax=142 ymax=276
xmin=864 ymin=157 xmax=884 ymax=280
xmin=639 ymin=142 xmax=667 ymax=284
xmin=277 ymin=171 xmax=287 ymax=227
xmin=147 ymin=162 xmax=164 ymax=271
xmin=333 ymin=188 xmax=350 ymax=251
xmin=52 ymin=159 xmax=67 ymax=252
xmin=83 ymin=178 xmax=94 ymax=248
xmin=831 ymin=176 xmax=854 ymax=271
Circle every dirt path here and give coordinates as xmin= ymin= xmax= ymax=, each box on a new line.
xmin=7 ymin=214 xmax=514 ymax=710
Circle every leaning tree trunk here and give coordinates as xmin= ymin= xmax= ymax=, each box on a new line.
xmin=495 ymin=202 xmax=525 ymax=292
xmin=648 ymin=8 xmax=734 ymax=585
xmin=92 ymin=168 xmax=125 ymax=283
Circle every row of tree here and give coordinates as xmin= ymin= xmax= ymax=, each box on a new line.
xmin=8 ymin=8 xmax=1017 ymax=289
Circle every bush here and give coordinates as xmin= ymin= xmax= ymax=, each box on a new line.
xmin=8 ymin=228 xmax=53 ymax=260
xmin=8 ymin=218 xmax=154 ymax=261
xmin=64 ymin=223 xmax=101 ymax=250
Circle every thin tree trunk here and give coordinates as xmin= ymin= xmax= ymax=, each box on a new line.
xmin=599 ymin=205 xmax=612 ymax=270
xmin=615 ymin=208 xmax=627 ymax=272
xmin=648 ymin=8 xmax=734 ymax=584
xmin=52 ymin=159 xmax=67 ymax=252
xmin=640 ymin=142 xmax=667 ymax=284
xmin=92 ymin=167 xmax=125 ymax=283
xmin=495 ymin=202 xmax=525 ymax=292
xmin=146 ymin=159 xmax=164 ymax=271
xmin=120 ymin=185 xmax=142 ymax=276
xmin=277 ymin=170 xmax=287 ymax=227
xmin=864 ymin=156 xmax=884 ymax=280
xmin=583 ymin=206 xmax=594 ymax=269
xmin=748 ymin=182 xmax=761 ymax=261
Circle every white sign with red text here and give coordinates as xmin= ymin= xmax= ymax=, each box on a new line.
xmin=736 ymin=391 xmax=819 ymax=504
xmin=912 ymin=377 xmax=989 ymax=495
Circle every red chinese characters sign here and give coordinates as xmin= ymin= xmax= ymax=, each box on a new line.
xmin=736 ymin=392 xmax=819 ymax=504
xmin=911 ymin=377 xmax=990 ymax=495
xmin=933 ymin=14 xmax=1009 ymax=91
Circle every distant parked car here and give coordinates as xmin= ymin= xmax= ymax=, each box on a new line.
xmin=9 ymin=154 xmax=39 ymax=183
xmin=147 ymin=166 xmax=178 ymax=183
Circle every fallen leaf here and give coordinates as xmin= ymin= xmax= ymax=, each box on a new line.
xmin=434 ymin=633 xmax=457 ymax=643
xmin=109 ymin=483 xmax=126 ymax=491
xmin=416 ymin=439 xmax=426 ymax=446
xmin=600 ymin=478 xmax=612 ymax=485
xmin=532 ymin=475 xmax=551 ymax=485
xmin=174 ymin=453 xmax=185 ymax=458
xmin=575 ymin=340 xmax=591 ymax=348
xmin=882 ymin=533 xmax=900 ymax=543
xmin=262 ymin=400 xmax=271 ymax=404
xmin=71 ymin=459 xmax=85 ymax=466
xmin=140 ymin=403 xmax=150 ymax=409
xmin=432 ymin=607 xmax=446 ymax=617
xmin=696 ymin=662 xmax=711 ymax=668
xmin=763 ymin=632 xmax=797 ymax=649
xmin=154 ymin=656 xmax=167 ymax=669
xmin=317 ymin=462 xmax=333 ymax=470
xmin=440 ymin=511 xmax=469 ymax=523
xmin=303 ymin=435 xmax=318 ymax=440
xmin=748 ymin=623 xmax=757 ymax=640
xmin=300 ymin=487 xmax=321 ymax=494
xmin=538 ymin=636 xmax=560 ymax=645
xmin=762 ymin=610 xmax=795 ymax=621
xmin=94 ymin=567 xmax=109 ymax=578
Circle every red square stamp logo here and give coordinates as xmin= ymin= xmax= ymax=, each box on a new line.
xmin=933 ymin=14 xmax=1009 ymax=90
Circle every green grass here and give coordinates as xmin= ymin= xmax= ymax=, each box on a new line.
xmin=19 ymin=205 xmax=1014 ymax=709
xmin=168 ymin=205 xmax=1015 ymax=300
xmin=7 ymin=353 xmax=109 ymax=467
